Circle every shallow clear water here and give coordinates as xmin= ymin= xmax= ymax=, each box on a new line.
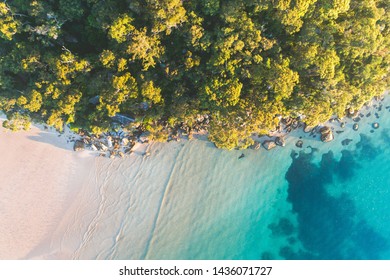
xmin=59 ymin=98 xmax=390 ymax=260
xmin=141 ymin=100 xmax=390 ymax=260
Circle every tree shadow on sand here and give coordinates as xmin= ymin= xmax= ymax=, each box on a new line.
xmin=27 ymin=131 xmax=74 ymax=151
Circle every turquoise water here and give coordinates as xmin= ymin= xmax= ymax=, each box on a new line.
xmin=62 ymin=99 xmax=390 ymax=260
xmin=142 ymin=100 xmax=390 ymax=260
xmin=281 ymin=133 xmax=390 ymax=259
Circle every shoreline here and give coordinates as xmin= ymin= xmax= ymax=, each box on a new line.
xmin=0 ymin=92 xmax=389 ymax=259
xmin=252 ymin=92 xmax=389 ymax=150
xmin=73 ymin=91 xmax=390 ymax=157
xmin=1 ymin=91 xmax=388 ymax=157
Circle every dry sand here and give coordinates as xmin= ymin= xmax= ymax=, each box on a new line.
xmin=0 ymin=120 xmax=94 ymax=259
xmin=0 ymin=116 xmax=190 ymax=259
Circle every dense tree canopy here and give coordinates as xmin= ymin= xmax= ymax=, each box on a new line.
xmin=0 ymin=0 xmax=389 ymax=149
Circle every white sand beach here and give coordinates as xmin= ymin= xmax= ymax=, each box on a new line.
xmin=0 ymin=122 xmax=91 ymax=259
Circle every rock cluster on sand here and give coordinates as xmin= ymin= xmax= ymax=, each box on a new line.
xmin=319 ymin=126 xmax=334 ymax=143
xmin=262 ymin=140 xmax=276 ymax=150
xmin=251 ymin=141 xmax=261 ymax=150
xmin=70 ymin=113 xmax=212 ymax=158
xmin=73 ymin=140 xmax=85 ymax=151
xmin=72 ymin=129 xmax=137 ymax=159
xmin=275 ymin=136 xmax=286 ymax=147
xmin=347 ymin=107 xmax=358 ymax=118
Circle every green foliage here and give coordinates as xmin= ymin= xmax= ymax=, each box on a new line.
xmin=24 ymin=90 xmax=43 ymax=112
xmin=208 ymin=111 xmax=254 ymax=150
xmin=204 ymin=77 xmax=242 ymax=108
xmin=2 ymin=112 xmax=31 ymax=131
xmin=141 ymin=80 xmax=162 ymax=104
xmin=126 ymin=28 xmax=164 ymax=70
xmin=108 ymin=14 xmax=134 ymax=43
xmin=0 ymin=0 xmax=388 ymax=148
xmin=146 ymin=0 xmax=187 ymax=34
xmin=58 ymin=0 xmax=84 ymax=21
xmin=0 ymin=2 xmax=19 ymax=40
xmin=100 ymin=50 xmax=116 ymax=68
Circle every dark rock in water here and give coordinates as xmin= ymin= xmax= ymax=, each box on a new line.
xmin=319 ymin=126 xmax=334 ymax=142
xmin=386 ymin=106 xmax=390 ymax=109
xmin=275 ymin=136 xmax=286 ymax=147
xmin=319 ymin=126 xmax=331 ymax=134
xmin=262 ymin=140 xmax=276 ymax=150
xmin=378 ymin=105 xmax=382 ymax=111
xmin=375 ymin=113 xmax=380 ymax=119
xmin=250 ymin=141 xmax=260 ymax=150
xmin=353 ymin=123 xmax=359 ymax=131
xmin=295 ymin=140 xmax=303 ymax=148
xmin=321 ymin=131 xmax=334 ymax=142
xmin=299 ymin=136 xmax=302 ymax=139
xmin=340 ymin=122 xmax=346 ymax=128
xmin=370 ymin=130 xmax=375 ymax=133
xmin=366 ymin=112 xmax=371 ymax=117
xmin=359 ymin=113 xmax=364 ymax=118
xmin=372 ymin=122 xmax=379 ymax=129
xmin=335 ymin=130 xmax=344 ymax=134
xmin=353 ymin=117 xmax=361 ymax=122
xmin=73 ymin=140 xmax=85 ymax=151
xmin=341 ymin=139 xmax=353 ymax=146
xmin=238 ymin=153 xmax=245 ymax=159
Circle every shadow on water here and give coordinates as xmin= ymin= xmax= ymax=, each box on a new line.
xmin=380 ymin=128 xmax=390 ymax=144
xmin=266 ymin=134 xmax=388 ymax=259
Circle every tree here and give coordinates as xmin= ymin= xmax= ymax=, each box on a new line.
xmin=145 ymin=0 xmax=187 ymax=34
xmin=203 ymin=77 xmax=243 ymax=108
xmin=0 ymin=2 xmax=19 ymax=40
xmin=108 ymin=14 xmax=134 ymax=43
xmin=141 ymin=80 xmax=162 ymax=104
xmin=0 ymin=0 xmax=388 ymax=150
xmin=126 ymin=28 xmax=164 ymax=70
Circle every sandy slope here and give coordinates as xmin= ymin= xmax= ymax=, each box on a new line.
xmin=0 ymin=119 xmax=192 ymax=259
xmin=0 ymin=123 xmax=94 ymax=259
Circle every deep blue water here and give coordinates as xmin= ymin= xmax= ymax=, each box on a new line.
xmin=264 ymin=131 xmax=390 ymax=259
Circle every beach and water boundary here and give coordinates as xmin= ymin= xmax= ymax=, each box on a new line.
xmin=0 ymin=94 xmax=390 ymax=259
